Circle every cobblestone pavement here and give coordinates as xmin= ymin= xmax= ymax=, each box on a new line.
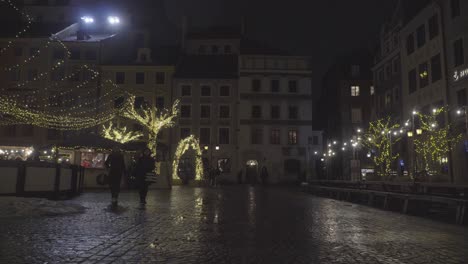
xmin=1 ymin=186 xmax=468 ymax=264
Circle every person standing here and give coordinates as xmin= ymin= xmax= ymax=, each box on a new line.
xmin=105 ymin=145 xmax=126 ymax=207
xmin=260 ymin=166 xmax=269 ymax=186
xmin=135 ymin=149 xmax=155 ymax=206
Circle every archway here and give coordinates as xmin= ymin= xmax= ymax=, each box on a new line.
xmin=245 ymin=160 xmax=259 ymax=184
xmin=172 ymin=135 xmax=204 ymax=181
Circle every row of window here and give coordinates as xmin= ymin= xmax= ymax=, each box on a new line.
xmin=180 ymin=127 xmax=299 ymax=145
xmin=198 ymin=44 xmax=232 ymax=54
xmin=13 ymin=47 xmax=98 ymax=61
xmin=181 ymin=85 xmax=230 ymax=97
xmin=9 ymin=68 xmax=94 ymax=82
xmin=251 ymin=79 xmax=298 ymax=93
xmin=406 ymin=14 xmax=439 ymax=56
xmin=408 ymin=54 xmax=442 ymax=93
xmin=376 ymin=58 xmax=400 ymax=82
xmin=349 ymin=85 xmax=375 ymax=97
xmin=180 ymin=105 xmax=231 ymax=119
xmin=116 ymin=72 xmax=166 ymax=85
xmin=251 ymin=105 xmax=299 ymax=119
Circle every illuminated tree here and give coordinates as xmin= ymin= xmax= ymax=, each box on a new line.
xmin=101 ymin=121 xmax=142 ymax=144
xmin=122 ymin=95 xmax=179 ymax=158
xmin=361 ymin=117 xmax=402 ymax=179
xmin=414 ymin=108 xmax=462 ymax=174
xmin=172 ymin=135 xmax=204 ymax=181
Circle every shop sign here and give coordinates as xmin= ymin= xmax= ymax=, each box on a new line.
xmin=453 ymin=68 xmax=468 ymax=82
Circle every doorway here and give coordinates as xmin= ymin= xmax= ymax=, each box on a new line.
xmin=245 ymin=160 xmax=259 ymax=184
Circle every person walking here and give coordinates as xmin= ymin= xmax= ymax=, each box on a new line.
xmin=105 ymin=145 xmax=126 ymax=208
xmin=135 ymin=148 xmax=155 ymax=206
xmin=260 ymin=166 xmax=269 ymax=186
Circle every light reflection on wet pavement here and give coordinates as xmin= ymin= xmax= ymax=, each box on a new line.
xmin=0 ymin=186 xmax=467 ymax=263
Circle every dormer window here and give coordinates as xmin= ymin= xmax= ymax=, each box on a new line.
xmin=140 ymin=54 xmax=147 ymax=62
xmin=136 ymin=48 xmax=152 ymax=63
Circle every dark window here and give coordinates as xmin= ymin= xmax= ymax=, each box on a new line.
xmin=406 ymin=34 xmax=415 ymax=55
xmin=84 ymin=50 xmax=97 ymax=60
xmin=431 ymin=54 xmax=442 ymax=83
xmin=181 ymin=105 xmax=191 ymax=118
xmin=219 ymin=105 xmax=230 ymax=118
xmin=252 ymin=128 xmax=263 ymax=144
xmin=288 ymin=106 xmax=298 ymax=119
xmin=270 ymin=129 xmax=280 ymax=145
xmin=116 ymin=72 xmax=125 ymax=84
xmin=252 ymin=105 xmax=262 ymax=118
xmin=220 ymin=85 xmax=230 ymax=96
xmin=271 ymin=80 xmax=280 ymax=92
xmin=200 ymin=105 xmax=210 ymax=118
xmin=288 ymin=80 xmax=298 ymax=93
xmin=155 ymin=72 xmax=165 ymax=84
xmin=53 ymin=49 xmax=65 ymax=59
xmin=428 ymin=14 xmax=439 ymax=40
xmin=156 ymin=97 xmax=164 ymax=109
xmin=451 ymin=0 xmax=461 ymax=18
xmin=419 ymin=62 xmax=429 ymax=88
xmin=28 ymin=69 xmax=38 ymax=81
xmin=457 ymin=89 xmax=467 ymax=106
xmin=134 ymin=97 xmax=145 ymax=109
xmin=378 ymin=70 xmax=384 ymax=81
xmin=252 ymin=79 xmax=261 ymax=92
xmin=416 ymin=24 xmax=426 ymax=48
xmin=271 ymin=105 xmax=280 ymax=119
xmin=181 ymin=85 xmax=191 ymax=96
xmin=29 ymin=48 xmax=39 ymax=56
xmin=351 ymin=65 xmax=360 ymax=78
xmin=114 ymin=97 xmax=125 ymax=109
xmin=393 ymin=58 xmax=400 ymax=73
xmin=288 ymin=129 xmax=298 ymax=145
xmin=14 ymin=47 xmax=23 ymax=56
xmin=313 ymin=136 xmax=319 ymax=145
xmin=136 ymin=72 xmax=145 ymax=84
xmin=454 ymin=38 xmax=464 ymax=67
xmin=212 ymin=45 xmax=219 ymax=54
xmin=200 ymin=128 xmax=210 ymax=144
xmin=180 ymin=128 xmax=191 ymax=139
xmin=201 ymin=85 xmax=211 ymax=96
xmin=70 ymin=48 xmax=80 ymax=60
xmin=219 ymin=128 xmax=230 ymax=144
xmin=199 ymin=45 xmax=206 ymax=54
xmin=408 ymin=69 xmax=417 ymax=94
xmin=224 ymin=45 xmax=232 ymax=54
xmin=10 ymin=69 xmax=20 ymax=81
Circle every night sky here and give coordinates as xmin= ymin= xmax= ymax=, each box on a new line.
xmin=165 ymin=0 xmax=398 ymax=96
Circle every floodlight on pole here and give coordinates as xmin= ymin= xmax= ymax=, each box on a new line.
xmin=81 ymin=16 xmax=94 ymax=24
xmin=107 ymin=16 xmax=121 ymax=25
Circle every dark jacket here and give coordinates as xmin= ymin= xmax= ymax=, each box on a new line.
xmin=105 ymin=152 xmax=126 ymax=181
xmin=135 ymin=155 xmax=155 ymax=184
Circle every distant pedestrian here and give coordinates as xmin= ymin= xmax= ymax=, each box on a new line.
xmin=237 ymin=169 xmax=243 ymax=184
xmin=260 ymin=166 xmax=269 ymax=185
xmin=135 ymin=149 xmax=155 ymax=206
xmin=105 ymin=145 xmax=126 ymax=208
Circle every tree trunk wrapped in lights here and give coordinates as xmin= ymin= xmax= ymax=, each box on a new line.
xmin=361 ymin=117 xmax=401 ymax=180
xmin=101 ymin=121 xmax=143 ymax=144
xmin=414 ymin=108 xmax=462 ymax=176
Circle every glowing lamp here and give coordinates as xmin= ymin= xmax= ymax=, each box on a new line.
xmin=107 ymin=16 xmax=120 ymax=25
xmin=81 ymin=16 xmax=94 ymax=24
xmin=416 ymin=129 xmax=423 ymax=135
xmin=215 ymin=146 xmax=220 ymax=151
xmin=407 ymin=131 xmax=413 ymax=137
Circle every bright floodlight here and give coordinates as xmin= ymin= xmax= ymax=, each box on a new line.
xmin=107 ymin=16 xmax=120 ymax=25
xmin=81 ymin=16 xmax=94 ymax=24
xmin=457 ymin=110 xmax=463 ymax=115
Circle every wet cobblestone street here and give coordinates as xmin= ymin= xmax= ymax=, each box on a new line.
xmin=1 ymin=186 xmax=468 ymax=264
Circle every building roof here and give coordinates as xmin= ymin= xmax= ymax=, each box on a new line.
xmin=0 ymin=21 xmax=72 ymax=38
xmin=174 ymin=55 xmax=238 ymax=79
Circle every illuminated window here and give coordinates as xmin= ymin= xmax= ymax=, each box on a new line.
xmin=370 ymin=86 xmax=375 ymax=95
xmin=351 ymin=86 xmax=360 ymax=96
xmin=288 ymin=129 xmax=298 ymax=145
xmin=419 ymin=62 xmax=429 ymax=88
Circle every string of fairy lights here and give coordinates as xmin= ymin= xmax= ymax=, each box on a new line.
xmin=0 ymin=0 xmax=131 ymax=130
